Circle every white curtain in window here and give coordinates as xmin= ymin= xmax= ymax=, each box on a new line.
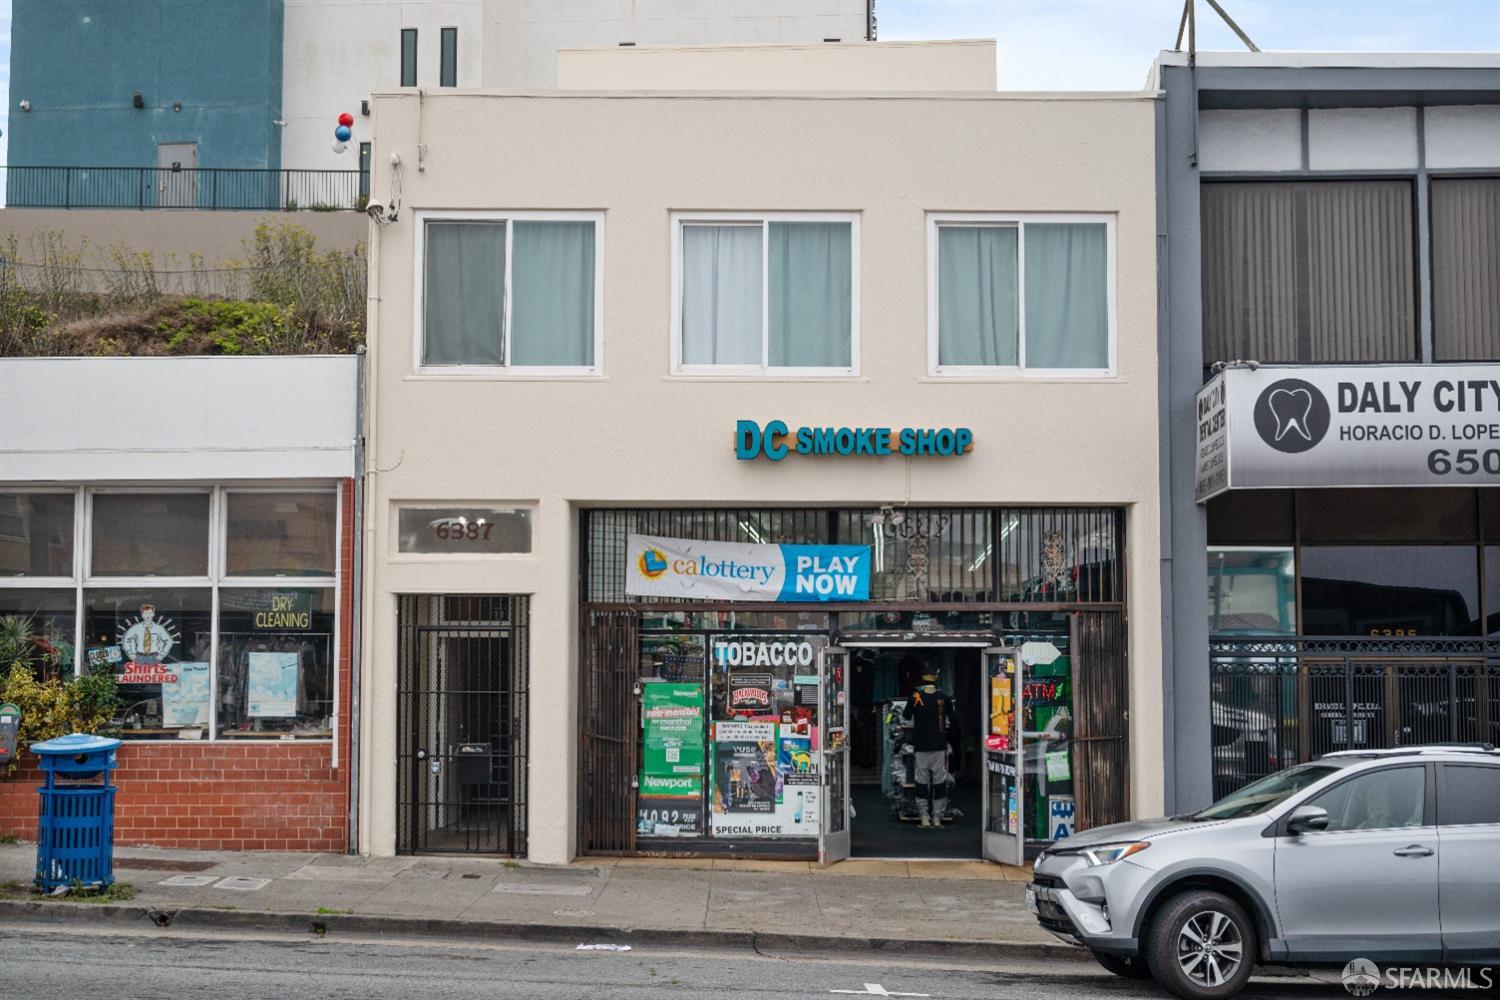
xmin=681 ymin=225 xmax=762 ymax=365
xmin=423 ymin=222 xmax=505 ymax=365
xmin=511 ymin=220 xmax=595 ymax=367
xmin=938 ymin=225 xmax=1018 ymax=366
xmin=769 ymin=222 xmax=851 ymax=368
xmin=1024 ymin=223 xmax=1108 ymax=369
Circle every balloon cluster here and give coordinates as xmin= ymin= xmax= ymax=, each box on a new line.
xmin=331 ymin=112 xmax=355 ymax=154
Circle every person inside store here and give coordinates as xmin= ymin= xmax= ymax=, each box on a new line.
xmin=901 ymin=665 xmax=957 ymax=828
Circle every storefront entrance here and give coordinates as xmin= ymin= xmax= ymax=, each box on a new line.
xmin=396 ymin=595 xmax=529 ymax=856
xmin=575 ymin=506 xmax=1131 ymax=862
xmin=847 ymin=645 xmax=982 ymax=859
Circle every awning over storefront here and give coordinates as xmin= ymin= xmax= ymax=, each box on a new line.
xmin=1195 ymin=363 xmax=1500 ymax=502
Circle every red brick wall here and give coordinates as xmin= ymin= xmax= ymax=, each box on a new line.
xmin=0 ymin=478 xmax=357 ymax=853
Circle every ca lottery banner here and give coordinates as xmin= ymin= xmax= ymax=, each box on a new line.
xmin=627 ymin=534 xmax=870 ymax=602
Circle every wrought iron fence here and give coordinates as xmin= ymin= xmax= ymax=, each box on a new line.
xmin=1208 ymin=635 xmax=1500 ymax=800
xmin=4 ymin=166 xmax=366 ymax=210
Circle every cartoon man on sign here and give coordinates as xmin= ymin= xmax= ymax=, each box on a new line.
xmin=119 ymin=604 xmax=175 ymax=666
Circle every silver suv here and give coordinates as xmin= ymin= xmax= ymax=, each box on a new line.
xmin=1028 ymin=746 xmax=1500 ymax=999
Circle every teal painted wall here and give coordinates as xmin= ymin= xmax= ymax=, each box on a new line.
xmin=9 ymin=0 xmax=283 ymax=170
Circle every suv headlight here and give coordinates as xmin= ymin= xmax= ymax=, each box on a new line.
xmin=1080 ymin=842 xmax=1150 ymax=867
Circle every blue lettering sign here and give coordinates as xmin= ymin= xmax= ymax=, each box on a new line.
xmin=734 ymin=421 xmax=973 ymax=461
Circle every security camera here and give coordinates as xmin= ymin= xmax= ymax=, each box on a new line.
xmin=18 ymin=99 xmax=30 ymax=112
xmin=366 ymin=199 xmax=399 ymax=224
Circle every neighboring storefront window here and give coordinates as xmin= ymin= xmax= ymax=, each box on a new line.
xmin=0 ymin=492 xmax=74 ymax=577
xmin=1208 ymin=487 xmax=1500 ymax=638
xmin=1207 ymin=548 xmax=1296 ymax=635
xmin=85 ymin=588 xmax=214 ymax=736
xmin=226 ymin=492 xmax=338 ymax=577
xmin=0 ymin=486 xmax=338 ymax=741
xmin=1302 ymin=546 xmax=1479 ymax=636
xmin=216 ymin=589 xmax=334 ymax=737
xmin=91 ymin=492 xmax=210 ymax=577
xmin=0 ymin=588 xmax=76 ymax=672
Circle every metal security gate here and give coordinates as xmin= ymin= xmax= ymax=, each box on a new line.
xmin=397 ymin=595 xmax=529 ymax=856
xmin=578 ymin=608 xmax=638 ymax=855
xmin=1209 ymin=636 xmax=1500 ymax=800
xmin=1071 ymin=610 xmax=1130 ymax=831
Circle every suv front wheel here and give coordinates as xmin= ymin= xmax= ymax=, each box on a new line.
xmin=1145 ymin=890 xmax=1256 ymax=999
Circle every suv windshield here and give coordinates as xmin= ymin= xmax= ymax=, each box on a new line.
xmin=1193 ymin=763 xmax=1343 ymax=820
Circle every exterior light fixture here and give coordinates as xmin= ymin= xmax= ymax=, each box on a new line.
xmin=132 ymin=92 xmax=144 ymax=108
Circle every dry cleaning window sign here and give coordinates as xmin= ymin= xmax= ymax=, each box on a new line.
xmin=734 ymin=420 xmax=973 ymax=461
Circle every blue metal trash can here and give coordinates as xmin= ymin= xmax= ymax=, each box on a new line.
xmin=32 ymin=733 xmax=121 ymax=891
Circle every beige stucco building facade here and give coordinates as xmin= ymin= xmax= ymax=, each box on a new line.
xmin=358 ymin=44 xmax=1162 ymax=864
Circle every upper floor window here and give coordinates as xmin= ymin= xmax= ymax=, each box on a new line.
xmin=1432 ymin=177 xmax=1500 ymax=362
xmin=1201 ymin=180 xmax=1417 ymax=365
xmin=400 ymin=28 xmax=418 ymax=86
xmin=416 ymin=212 xmax=602 ymax=373
xmin=929 ymin=215 xmax=1114 ymax=376
xmin=440 ymin=27 xmax=458 ymax=87
xmin=672 ymin=213 xmax=857 ymax=375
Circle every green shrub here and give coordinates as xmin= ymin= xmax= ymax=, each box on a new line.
xmin=0 ymin=616 xmax=118 ymax=776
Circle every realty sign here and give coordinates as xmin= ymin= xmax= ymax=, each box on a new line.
xmin=627 ymin=534 xmax=870 ymax=602
xmin=1196 ymin=364 xmax=1500 ymax=501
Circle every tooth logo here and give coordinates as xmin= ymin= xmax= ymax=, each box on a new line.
xmin=1253 ymin=378 xmax=1330 ymax=454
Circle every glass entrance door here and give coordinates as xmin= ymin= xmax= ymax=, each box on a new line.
xmin=818 ymin=646 xmax=851 ymax=865
xmin=981 ymin=646 xmax=1024 ymax=866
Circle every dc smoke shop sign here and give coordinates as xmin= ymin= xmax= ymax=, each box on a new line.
xmin=1196 ymin=364 xmax=1500 ymax=501
xmin=626 ymin=534 xmax=870 ymax=602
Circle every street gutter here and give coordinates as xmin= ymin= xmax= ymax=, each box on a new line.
xmin=0 ymin=898 xmax=1086 ymax=964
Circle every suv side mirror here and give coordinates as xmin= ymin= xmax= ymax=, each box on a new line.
xmin=1286 ymin=804 xmax=1329 ymax=835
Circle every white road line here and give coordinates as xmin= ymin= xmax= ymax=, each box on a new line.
xmin=829 ymin=985 xmax=930 ymax=997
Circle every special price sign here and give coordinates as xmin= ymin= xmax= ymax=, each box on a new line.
xmin=1196 ymin=364 xmax=1500 ymax=501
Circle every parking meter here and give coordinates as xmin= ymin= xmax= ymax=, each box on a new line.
xmin=0 ymin=703 xmax=19 ymax=765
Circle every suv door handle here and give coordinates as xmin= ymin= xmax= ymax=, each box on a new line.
xmin=1393 ymin=845 xmax=1434 ymax=858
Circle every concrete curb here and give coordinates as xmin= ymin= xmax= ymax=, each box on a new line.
xmin=0 ymin=898 xmax=1085 ymax=963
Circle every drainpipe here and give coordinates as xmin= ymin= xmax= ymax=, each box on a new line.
xmin=347 ymin=344 xmax=367 ymax=854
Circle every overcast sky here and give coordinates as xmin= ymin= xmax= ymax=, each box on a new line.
xmin=879 ymin=0 xmax=1500 ymax=89
xmin=0 ymin=0 xmax=1496 ymax=167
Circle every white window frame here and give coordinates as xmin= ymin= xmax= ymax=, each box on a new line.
xmin=412 ymin=209 xmax=605 ymax=376
xmin=926 ymin=212 xmax=1117 ymax=378
xmin=0 ymin=484 xmax=339 ymax=749
xmin=670 ymin=211 xmax=861 ymax=377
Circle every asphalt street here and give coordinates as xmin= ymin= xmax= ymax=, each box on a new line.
xmin=0 ymin=924 xmax=1398 ymax=1000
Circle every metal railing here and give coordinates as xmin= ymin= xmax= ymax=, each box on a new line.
xmin=3 ymin=166 xmax=366 ymax=211
xmin=1208 ymin=635 xmax=1500 ymax=800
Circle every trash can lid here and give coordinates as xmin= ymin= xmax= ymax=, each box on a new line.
xmin=32 ymin=732 xmax=122 ymax=755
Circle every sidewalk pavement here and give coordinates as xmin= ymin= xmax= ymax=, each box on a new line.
xmin=0 ymin=844 xmax=1070 ymax=961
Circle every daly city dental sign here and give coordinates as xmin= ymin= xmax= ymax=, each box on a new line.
xmin=627 ymin=534 xmax=871 ymax=602
xmin=735 ymin=420 xmax=973 ymax=461
xmin=1195 ymin=363 xmax=1500 ymax=501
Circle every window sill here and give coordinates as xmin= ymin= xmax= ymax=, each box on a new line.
xmin=920 ymin=373 xmax=1123 ymax=384
xmin=665 ymin=374 xmax=868 ymax=383
xmin=406 ymin=371 xmax=609 ymax=382
xmin=387 ymin=551 xmax=540 ymax=563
